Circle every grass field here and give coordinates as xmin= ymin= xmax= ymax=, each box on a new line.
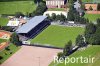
xmin=48 ymin=8 xmax=66 ymax=11
xmin=84 ymin=14 xmax=100 ymax=22
xmin=0 ymin=1 xmax=36 ymax=14
xmin=0 ymin=17 xmax=8 ymax=26
xmin=82 ymin=0 xmax=93 ymax=3
xmin=0 ymin=39 xmax=7 ymax=43
xmin=31 ymin=25 xmax=84 ymax=47
xmin=49 ymin=45 xmax=100 ymax=66
xmin=0 ymin=43 xmax=20 ymax=64
xmin=82 ymin=0 xmax=100 ymax=3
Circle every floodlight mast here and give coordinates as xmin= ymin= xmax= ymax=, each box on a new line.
xmin=37 ymin=57 xmax=40 ymax=66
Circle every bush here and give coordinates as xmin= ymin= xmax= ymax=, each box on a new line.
xmin=0 ymin=56 xmax=3 ymax=60
xmin=10 ymin=32 xmax=22 ymax=46
xmin=47 ymin=13 xmax=67 ymax=21
xmin=5 ymin=53 xmax=7 ymax=55
xmin=89 ymin=6 xmax=93 ymax=11
xmin=97 ymin=3 xmax=100 ymax=11
xmin=10 ymin=52 xmax=13 ymax=54
xmin=5 ymin=46 xmax=10 ymax=51
xmin=57 ymin=52 xmax=64 ymax=60
xmin=1 ymin=26 xmax=13 ymax=32
xmin=63 ymin=40 xmax=72 ymax=56
xmin=15 ymin=12 xmax=24 ymax=18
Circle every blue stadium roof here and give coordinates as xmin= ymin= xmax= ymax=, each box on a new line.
xmin=16 ymin=16 xmax=47 ymax=33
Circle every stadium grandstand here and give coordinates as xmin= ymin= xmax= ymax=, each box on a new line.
xmin=16 ymin=16 xmax=50 ymax=39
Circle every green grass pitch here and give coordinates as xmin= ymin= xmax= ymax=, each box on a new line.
xmin=0 ymin=1 xmax=36 ymax=14
xmin=31 ymin=25 xmax=85 ymax=47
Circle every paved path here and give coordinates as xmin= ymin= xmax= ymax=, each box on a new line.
xmin=0 ymin=46 xmax=62 ymax=66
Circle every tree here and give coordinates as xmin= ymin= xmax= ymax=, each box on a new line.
xmin=5 ymin=46 xmax=10 ymax=51
xmin=78 ymin=0 xmax=82 ymax=4
xmin=67 ymin=10 xmax=75 ymax=21
xmin=63 ymin=40 xmax=72 ymax=56
xmin=55 ymin=14 xmax=61 ymax=21
xmin=68 ymin=0 xmax=74 ymax=5
xmin=85 ymin=23 xmax=96 ymax=34
xmin=33 ymin=0 xmax=43 ymax=6
xmin=47 ymin=13 xmax=67 ymax=22
xmin=85 ymin=23 xmax=96 ymax=44
xmin=89 ymin=6 xmax=93 ymax=11
xmin=67 ymin=3 xmax=81 ymax=22
xmin=31 ymin=2 xmax=47 ymax=16
xmin=97 ymin=3 xmax=100 ymax=11
xmin=0 ymin=56 xmax=3 ymax=60
xmin=89 ymin=27 xmax=100 ymax=45
xmin=15 ymin=12 xmax=24 ymax=18
xmin=86 ymin=18 xmax=89 ymax=24
xmin=97 ymin=18 xmax=100 ymax=27
xmin=10 ymin=32 xmax=21 ymax=46
xmin=76 ymin=35 xmax=86 ymax=47
xmin=60 ymin=14 xmax=66 ymax=21
xmin=51 ymin=13 xmax=56 ymax=21
xmin=46 ymin=14 xmax=52 ymax=20
xmin=1 ymin=26 xmax=13 ymax=32
xmin=0 ymin=25 xmax=2 ymax=29
xmin=57 ymin=52 xmax=64 ymax=60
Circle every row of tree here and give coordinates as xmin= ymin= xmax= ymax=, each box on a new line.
xmin=47 ymin=13 xmax=67 ymax=22
xmin=58 ymin=34 xmax=86 ymax=59
xmin=0 ymin=26 xmax=14 ymax=32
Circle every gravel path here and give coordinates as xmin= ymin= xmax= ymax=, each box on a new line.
xmin=0 ymin=45 xmax=62 ymax=66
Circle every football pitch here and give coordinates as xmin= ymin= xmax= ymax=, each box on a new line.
xmin=31 ymin=25 xmax=84 ymax=47
xmin=0 ymin=1 xmax=36 ymax=14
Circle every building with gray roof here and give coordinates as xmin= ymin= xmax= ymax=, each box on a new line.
xmin=16 ymin=16 xmax=50 ymax=38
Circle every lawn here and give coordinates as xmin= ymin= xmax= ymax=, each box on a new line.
xmin=31 ymin=25 xmax=84 ymax=47
xmin=82 ymin=0 xmax=93 ymax=3
xmin=49 ymin=45 xmax=100 ymax=66
xmin=0 ymin=39 xmax=7 ymax=43
xmin=82 ymin=0 xmax=100 ymax=3
xmin=0 ymin=1 xmax=36 ymax=15
xmin=0 ymin=43 xmax=20 ymax=64
xmin=84 ymin=14 xmax=100 ymax=22
xmin=0 ymin=17 xmax=8 ymax=26
xmin=48 ymin=8 xmax=66 ymax=11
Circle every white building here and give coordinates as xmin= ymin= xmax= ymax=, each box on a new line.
xmin=46 ymin=0 xmax=67 ymax=8
xmin=7 ymin=19 xmax=19 ymax=26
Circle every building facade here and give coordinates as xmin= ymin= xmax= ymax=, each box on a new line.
xmin=85 ymin=4 xmax=98 ymax=11
xmin=46 ymin=0 xmax=67 ymax=8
